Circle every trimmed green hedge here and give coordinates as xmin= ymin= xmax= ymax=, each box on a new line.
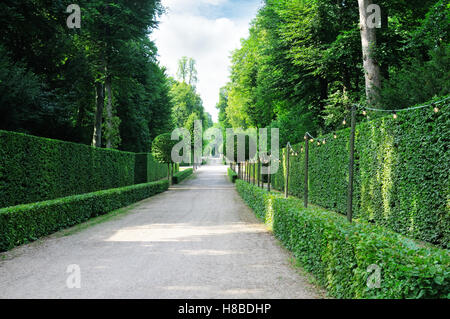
xmin=134 ymin=153 xmax=149 ymax=184
xmin=135 ymin=153 xmax=176 ymax=184
xmin=0 ymin=131 xmax=177 ymax=209
xmin=0 ymin=180 xmax=169 ymax=252
xmin=271 ymin=98 xmax=449 ymax=248
xmin=236 ymin=180 xmax=450 ymax=299
xmin=0 ymin=130 xmax=136 ymax=208
xmin=172 ymin=168 xmax=193 ymax=184
xmin=227 ymin=167 xmax=238 ymax=183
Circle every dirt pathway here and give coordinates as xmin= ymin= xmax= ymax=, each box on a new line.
xmin=0 ymin=164 xmax=322 ymax=299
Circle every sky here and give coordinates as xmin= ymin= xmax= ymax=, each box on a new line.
xmin=151 ymin=0 xmax=262 ymax=122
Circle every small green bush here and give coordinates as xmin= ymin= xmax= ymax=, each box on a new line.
xmin=236 ymin=180 xmax=450 ymax=299
xmin=0 ymin=180 xmax=169 ymax=252
xmin=172 ymin=168 xmax=193 ymax=184
xmin=227 ymin=168 xmax=238 ymax=183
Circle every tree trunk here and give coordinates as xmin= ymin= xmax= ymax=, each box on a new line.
xmin=358 ymin=0 xmax=381 ymax=105
xmin=104 ymin=4 xmax=113 ymax=149
xmin=105 ymin=74 xmax=112 ymax=149
xmin=92 ymin=82 xmax=104 ymax=147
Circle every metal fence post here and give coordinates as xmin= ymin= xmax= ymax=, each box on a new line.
xmin=304 ymin=136 xmax=309 ymax=208
xmin=285 ymin=145 xmax=290 ymax=199
xmin=347 ymin=105 xmax=356 ymax=223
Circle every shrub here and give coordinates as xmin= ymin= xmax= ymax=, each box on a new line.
xmin=135 ymin=153 xmax=174 ymax=184
xmin=227 ymin=168 xmax=238 ymax=183
xmin=0 ymin=180 xmax=169 ymax=252
xmin=134 ymin=153 xmax=149 ymax=184
xmin=0 ymin=130 xmax=136 ymax=208
xmin=152 ymin=133 xmax=177 ymax=180
xmin=236 ymin=180 xmax=450 ymax=299
xmin=271 ymin=97 xmax=450 ymax=247
xmin=172 ymin=168 xmax=193 ymax=184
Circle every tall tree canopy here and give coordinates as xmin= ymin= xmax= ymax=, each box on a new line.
xmin=0 ymin=0 xmax=174 ymax=153
xmin=171 ymin=57 xmax=212 ymax=131
xmin=219 ymin=0 xmax=448 ymax=146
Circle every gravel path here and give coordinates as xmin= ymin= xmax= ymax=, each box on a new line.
xmin=0 ymin=164 xmax=322 ymax=299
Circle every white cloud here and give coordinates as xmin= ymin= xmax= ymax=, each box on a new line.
xmin=151 ymin=0 xmax=260 ymax=122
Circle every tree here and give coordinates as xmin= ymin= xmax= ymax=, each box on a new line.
xmin=188 ymin=58 xmax=198 ymax=87
xmin=115 ymin=38 xmax=173 ymax=153
xmin=80 ymin=0 xmax=162 ymax=148
xmin=177 ymin=57 xmax=188 ymax=83
xmin=152 ymin=133 xmax=177 ymax=181
xmin=170 ymin=81 xmax=205 ymax=128
xmin=177 ymin=57 xmax=198 ymax=86
xmin=216 ymin=86 xmax=230 ymax=128
xmin=358 ymin=0 xmax=381 ymax=104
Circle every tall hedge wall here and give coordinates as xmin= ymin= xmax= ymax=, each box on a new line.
xmin=134 ymin=153 xmax=176 ymax=184
xmin=147 ymin=154 xmax=171 ymax=182
xmin=236 ymin=180 xmax=450 ymax=299
xmin=271 ymin=100 xmax=449 ymax=248
xmin=0 ymin=131 xmax=180 ymax=209
xmin=0 ymin=130 xmax=136 ymax=209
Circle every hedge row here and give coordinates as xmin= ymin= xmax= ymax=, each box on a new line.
xmin=135 ymin=153 xmax=178 ymax=184
xmin=0 ymin=130 xmax=136 ymax=208
xmin=271 ymin=99 xmax=449 ymax=248
xmin=236 ymin=180 xmax=450 ymax=299
xmin=0 ymin=180 xmax=169 ymax=252
xmin=0 ymin=130 xmax=177 ymax=209
xmin=172 ymin=168 xmax=193 ymax=184
xmin=227 ymin=167 xmax=238 ymax=183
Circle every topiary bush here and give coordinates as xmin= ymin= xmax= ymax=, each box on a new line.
xmin=172 ymin=168 xmax=193 ymax=184
xmin=271 ymin=98 xmax=449 ymax=247
xmin=0 ymin=180 xmax=169 ymax=252
xmin=236 ymin=180 xmax=450 ymax=299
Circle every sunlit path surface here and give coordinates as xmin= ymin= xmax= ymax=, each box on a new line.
xmin=0 ymin=164 xmax=321 ymax=299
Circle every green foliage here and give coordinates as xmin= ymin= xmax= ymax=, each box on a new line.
xmin=177 ymin=57 xmax=198 ymax=87
xmin=116 ymin=39 xmax=174 ymax=152
xmin=134 ymin=153 xmax=171 ymax=184
xmin=0 ymin=1 xmax=172 ymax=151
xmin=170 ymin=80 xmax=205 ymax=129
xmin=0 ymin=180 xmax=169 ymax=252
xmin=147 ymin=154 xmax=174 ymax=183
xmin=221 ymin=0 xmax=446 ymax=146
xmin=379 ymin=45 xmax=450 ymax=109
xmin=0 ymin=130 xmax=136 ymax=208
xmin=216 ymin=86 xmax=230 ymax=129
xmin=172 ymin=169 xmax=193 ymax=184
xmin=271 ymin=98 xmax=450 ymax=247
xmin=227 ymin=168 xmax=238 ymax=183
xmin=0 ymin=45 xmax=43 ymax=132
xmin=152 ymin=133 xmax=176 ymax=165
xmin=236 ymin=180 xmax=450 ymax=299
